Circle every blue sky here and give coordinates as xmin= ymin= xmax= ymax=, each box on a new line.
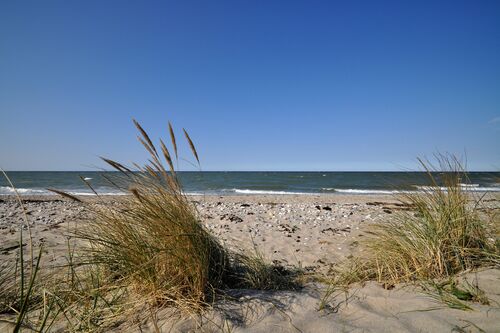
xmin=1 ymin=1 xmax=499 ymax=171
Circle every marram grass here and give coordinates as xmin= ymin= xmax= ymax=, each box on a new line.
xmin=46 ymin=120 xmax=298 ymax=317
xmin=61 ymin=119 xmax=229 ymax=310
xmin=347 ymin=155 xmax=499 ymax=287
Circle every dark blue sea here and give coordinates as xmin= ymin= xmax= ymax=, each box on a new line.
xmin=1 ymin=171 xmax=499 ymax=196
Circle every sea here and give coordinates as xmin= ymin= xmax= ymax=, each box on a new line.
xmin=1 ymin=171 xmax=499 ymax=196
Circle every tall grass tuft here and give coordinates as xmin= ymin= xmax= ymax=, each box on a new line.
xmin=52 ymin=119 xmax=229 ymax=311
xmin=361 ymin=155 xmax=498 ymax=286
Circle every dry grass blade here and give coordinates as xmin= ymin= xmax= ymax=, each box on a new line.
xmin=100 ymin=157 xmax=132 ymax=174
xmin=79 ymin=176 xmax=99 ymax=196
xmin=168 ymin=121 xmax=178 ymax=160
xmin=47 ymin=188 xmax=83 ymax=203
xmin=133 ymin=118 xmax=158 ymax=158
xmin=138 ymin=137 xmax=162 ymax=167
xmin=148 ymin=157 xmax=166 ymax=175
xmin=183 ymin=128 xmax=200 ymax=165
xmin=160 ymin=138 xmax=175 ymax=173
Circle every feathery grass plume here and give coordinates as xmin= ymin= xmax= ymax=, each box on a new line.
xmin=159 ymin=138 xmax=175 ymax=173
xmin=347 ymin=154 xmax=498 ymax=286
xmin=168 ymin=121 xmax=178 ymax=160
xmin=52 ymin=119 xmax=229 ymax=313
xmin=100 ymin=157 xmax=133 ymax=175
xmin=133 ymin=118 xmax=158 ymax=158
xmin=183 ymin=128 xmax=200 ymax=166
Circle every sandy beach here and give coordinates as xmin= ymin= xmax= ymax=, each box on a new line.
xmin=1 ymin=194 xmax=499 ymax=332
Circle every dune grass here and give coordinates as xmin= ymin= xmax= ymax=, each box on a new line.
xmin=318 ymin=156 xmax=499 ymax=313
xmin=324 ymin=155 xmax=499 ymax=299
xmin=365 ymin=156 xmax=498 ymax=286
xmin=327 ymin=155 xmax=500 ymax=297
xmin=50 ymin=119 xmax=230 ymax=312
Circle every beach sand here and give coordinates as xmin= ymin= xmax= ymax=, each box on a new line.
xmin=1 ymin=194 xmax=499 ymax=332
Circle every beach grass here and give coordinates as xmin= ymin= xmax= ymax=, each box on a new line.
xmin=2 ymin=120 xmax=231 ymax=331
xmin=317 ymin=156 xmax=499 ymax=315
xmin=365 ymin=156 xmax=498 ymax=285
xmin=52 ymin=119 xmax=230 ymax=312
xmin=324 ymin=155 xmax=499 ymax=306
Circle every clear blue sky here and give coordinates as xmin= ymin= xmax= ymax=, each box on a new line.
xmin=1 ymin=1 xmax=499 ymax=171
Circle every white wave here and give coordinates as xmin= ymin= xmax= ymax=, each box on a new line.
xmin=463 ymin=187 xmax=500 ymax=192
xmin=415 ymin=185 xmax=499 ymax=192
xmin=83 ymin=177 xmax=93 ymax=181
xmin=414 ymin=186 xmax=448 ymax=191
xmin=68 ymin=191 xmax=127 ymax=196
xmin=231 ymin=189 xmax=313 ymax=195
xmin=0 ymin=186 xmax=127 ymax=196
xmin=0 ymin=186 xmax=49 ymax=195
xmin=335 ymin=185 xmax=500 ymax=195
xmin=333 ymin=189 xmax=409 ymax=195
xmin=183 ymin=192 xmax=206 ymax=196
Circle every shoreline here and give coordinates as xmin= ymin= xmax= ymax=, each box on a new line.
xmin=2 ymin=187 xmax=500 ymax=197
xmin=1 ymin=191 xmax=497 ymax=202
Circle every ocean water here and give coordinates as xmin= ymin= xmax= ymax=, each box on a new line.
xmin=1 ymin=171 xmax=499 ymax=196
